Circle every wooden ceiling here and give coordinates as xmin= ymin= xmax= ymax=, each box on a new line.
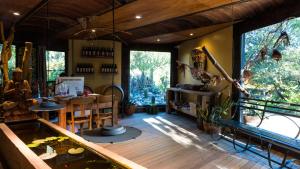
xmin=0 ymin=0 xmax=291 ymax=44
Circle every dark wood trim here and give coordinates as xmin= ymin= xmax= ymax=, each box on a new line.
xmin=121 ymin=43 xmax=178 ymax=109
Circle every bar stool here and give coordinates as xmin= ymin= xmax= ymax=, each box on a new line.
xmin=68 ymin=96 xmax=95 ymax=135
xmin=94 ymin=95 xmax=113 ymax=128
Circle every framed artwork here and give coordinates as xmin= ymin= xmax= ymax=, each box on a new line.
xmin=55 ymin=77 xmax=84 ymax=96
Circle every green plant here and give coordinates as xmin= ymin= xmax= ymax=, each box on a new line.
xmin=196 ymin=107 xmax=211 ymax=123
xmin=211 ymin=97 xmax=234 ymax=124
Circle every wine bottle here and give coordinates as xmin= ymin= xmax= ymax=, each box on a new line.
xmin=92 ymin=47 xmax=95 ymax=56
xmin=88 ymin=47 xmax=91 ymax=56
xmin=96 ymin=47 xmax=100 ymax=57
xmin=114 ymin=64 xmax=118 ymax=73
xmin=101 ymin=48 xmax=104 ymax=56
xmin=82 ymin=47 xmax=85 ymax=56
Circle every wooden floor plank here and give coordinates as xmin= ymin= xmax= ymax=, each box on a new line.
xmin=96 ymin=113 xmax=298 ymax=169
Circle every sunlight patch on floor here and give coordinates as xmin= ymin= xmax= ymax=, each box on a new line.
xmin=143 ymin=116 xmax=208 ymax=151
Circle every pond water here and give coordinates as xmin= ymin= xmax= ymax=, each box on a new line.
xmin=8 ymin=120 xmax=125 ymax=169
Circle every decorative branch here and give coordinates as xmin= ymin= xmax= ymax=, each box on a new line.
xmin=202 ymin=46 xmax=250 ymax=97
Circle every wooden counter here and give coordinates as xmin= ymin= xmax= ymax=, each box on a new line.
xmin=166 ymin=87 xmax=216 ymax=117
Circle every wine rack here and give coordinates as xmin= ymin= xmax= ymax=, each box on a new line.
xmin=76 ymin=64 xmax=94 ymax=73
xmin=100 ymin=64 xmax=118 ymax=73
xmin=82 ymin=47 xmax=114 ymax=58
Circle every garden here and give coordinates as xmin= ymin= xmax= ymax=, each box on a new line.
xmin=130 ymin=50 xmax=171 ymax=106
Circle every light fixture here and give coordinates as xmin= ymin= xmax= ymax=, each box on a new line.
xmin=13 ymin=12 xmax=20 ymax=16
xmin=135 ymin=15 xmax=142 ymax=19
xmin=156 ymin=38 xmax=161 ymax=42
xmin=189 ymin=33 xmax=194 ymax=36
xmin=91 ymin=29 xmax=96 ymax=33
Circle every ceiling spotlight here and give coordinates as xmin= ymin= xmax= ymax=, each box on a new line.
xmin=13 ymin=12 xmax=20 ymax=16
xmin=91 ymin=29 xmax=96 ymax=33
xmin=189 ymin=33 xmax=194 ymax=36
xmin=135 ymin=15 xmax=142 ymax=19
xmin=156 ymin=38 xmax=161 ymax=42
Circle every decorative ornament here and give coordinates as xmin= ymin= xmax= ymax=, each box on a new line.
xmin=271 ymin=49 xmax=282 ymax=62
xmin=242 ymin=69 xmax=253 ymax=84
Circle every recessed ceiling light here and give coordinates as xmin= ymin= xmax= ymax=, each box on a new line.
xmin=91 ymin=29 xmax=96 ymax=33
xmin=189 ymin=33 xmax=194 ymax=36
xmin=156 ymin=38 xmax=161 ymax=42
xmin=135 ymin=15 xmax=142 ymax=19
xmin=13 ymin=12 xmax=20 ymax=16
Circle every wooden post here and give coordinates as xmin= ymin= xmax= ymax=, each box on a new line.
xmin=21 ymin=42 xmax=33 ymax=81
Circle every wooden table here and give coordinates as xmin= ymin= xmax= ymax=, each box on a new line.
xmin=51 ymin=95 xmax=119 ymax=129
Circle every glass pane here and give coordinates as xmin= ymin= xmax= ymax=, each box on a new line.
xmin=130 ymin=51 xmax=171 ymax=106
xmin=242 ymin=17 xmax=300 ymax=139
xmin=46 ymin=51 xmax=65 ymax=82
xmin=47 ymin=70 xmax=65 ymax=82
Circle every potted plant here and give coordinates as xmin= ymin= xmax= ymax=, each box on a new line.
xmin=196 ymin=107 xmax=211 ymax=133
xmin=210 ymin=97 xmax=234 ymax=134
xmin=124 ymin=100 xmax=137 ymax=116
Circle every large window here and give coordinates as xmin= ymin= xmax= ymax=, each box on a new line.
xmin=130 ymin=51 xmax=171 ymax=106
xmin=242 ymin=17 xmax=300 ymax=139
xmin=242 ymin=17 xmax=300 ymax=102
xmin=0 ymin=44 xmax=16 ymax=82
xmin=46 ymin=50 xmax=65 ymax=82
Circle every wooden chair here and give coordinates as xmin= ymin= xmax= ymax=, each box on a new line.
xmin=94 ymin=95 xmax=114 ymax=128
xmin=68 ymin=96 xmax=95 ymax=135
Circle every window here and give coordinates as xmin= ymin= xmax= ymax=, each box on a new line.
xmin=241 ymin=17 xmax=300 ymax=139
xmin=46 ymin=50 xmax=65 ymax=82
xmin=0 ymin=44 xmax=16 ymax=82
xmin=242 ymin=17 xmax=300 ymax=102
xmin=130 ymin=50 xmax=171 ymax=106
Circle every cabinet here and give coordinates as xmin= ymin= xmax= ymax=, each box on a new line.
xmin=166 ymin=87 xmax=216 ymax=117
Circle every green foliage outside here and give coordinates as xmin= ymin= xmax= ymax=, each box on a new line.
xmin=130 ymin=51 xmax=171 ymax=106
xmin=46 ymin=51 xmax=65 ymax=82
xmin=0 ymin=44 xmax=16 ymax=84
xmin=243 ymin=18 xmax=300 ymax=103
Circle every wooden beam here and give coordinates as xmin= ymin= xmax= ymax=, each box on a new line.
xmin=15 ymin=0 xmax=49 ymax=27
xmin=57 ymin=0 xmax=242 ymax=38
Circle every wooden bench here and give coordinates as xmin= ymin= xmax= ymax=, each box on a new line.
xmin=218 ymin=97 xmax=300 ymax=168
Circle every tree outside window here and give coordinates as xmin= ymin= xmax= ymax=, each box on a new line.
xmin=130 ymin=51 xmax=171 ymax=106
xmin=46 ymin=51 xmax=65 ymax=82
xmin=243 ymin=17 xmax=300 ymax=103
xmin=0 ymin=44 xmax=16 ymax=83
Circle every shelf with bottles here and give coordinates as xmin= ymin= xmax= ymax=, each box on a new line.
xmin=76 ymin=63 xmax=95 ymax=74
xmin=100 ymin=64 xmax=118 ymax=73
xmin=81 ymin=47 xmax=114 ymax=58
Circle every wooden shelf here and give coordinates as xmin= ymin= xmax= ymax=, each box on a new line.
xmin=167 ymin=87 xmax=215 ymax=96
xmin=100 ymin=72 xmax=118 ymax=74
xmin=82 ymin=55 xmax=113 ymax=59
xmin=169 ymin=101 xmax=196 ymax=117
xmin=166 ymin=87 xmax=216 ymax=117
xmin=75 ymin=72 xmax=94 ymax=75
